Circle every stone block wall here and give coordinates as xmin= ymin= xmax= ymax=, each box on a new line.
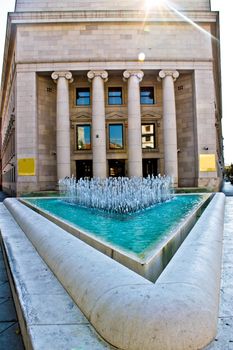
xmin=16 ymin=22 xmax=213 ymax=64
xmin=15 ymin=71 xmax=38 ymax=194
xmin=175 ymin=73 xmax=196 ymax=187
xmin=37 ymin=75 xmax=57 ymax=190
xmin=193 ymin=69 xmax=219 ymax=190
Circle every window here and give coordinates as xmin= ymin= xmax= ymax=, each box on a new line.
xmin=76 ymin=88 xmax=90 ymax=105
xmin=108 ymin=87 xmax=123 ymax=105
xmin=109 ymin=124 xmax=124 ymax=149
xmin=140 ymin=87 xmax=154 ymax=104
xmin=141 ymin=124 xmax=155 ymax=149
xmin=77 ymin=125 xmax=91 ymax=150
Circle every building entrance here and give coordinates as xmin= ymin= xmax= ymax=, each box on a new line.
xmin=76 ymin=160 xmax=93 ymax=179
xmin=108 ymin=160 xmax=125 ymax=177
xmin=143 ymin=159 xmax=158 ymax=177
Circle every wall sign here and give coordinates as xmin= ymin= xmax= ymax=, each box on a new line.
xmin=18 ymin=158 xmax=36 ymax=176
xmin=199 ymin=154 xmax=216 ymax=172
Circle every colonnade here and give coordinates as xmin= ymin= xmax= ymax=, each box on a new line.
xmin=52 ymin=69 xmax=179 ymax=185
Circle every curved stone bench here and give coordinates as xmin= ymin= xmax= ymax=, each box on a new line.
xmin=4 ymin=193 xmax=225 ymax=350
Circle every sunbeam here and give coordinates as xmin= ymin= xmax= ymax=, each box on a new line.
xmin=143 ymin=0 xmax=218 ymax=42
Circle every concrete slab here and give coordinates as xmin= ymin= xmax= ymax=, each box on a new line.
xmin=28 ymin=324 xmax=112 ymax=350
xmin=22 ymin=293 xmax=88 ymax=325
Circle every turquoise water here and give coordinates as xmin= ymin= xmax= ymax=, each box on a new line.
xmin=25 ymin=195 xmax=203 ymax=256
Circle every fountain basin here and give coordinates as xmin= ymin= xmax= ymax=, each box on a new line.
xmin=3 ymin=193 xmax=225 ymax=350
xmin=21 ymin=194 xmax=210 ymax=281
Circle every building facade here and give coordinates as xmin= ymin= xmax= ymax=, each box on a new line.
xmin=0 ymin=0 xmax=223 ymax=195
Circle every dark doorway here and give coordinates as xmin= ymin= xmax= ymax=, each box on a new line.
xmin=76 ymin=160 xmax=93 ymax=179
xmin=143 ymin=159 xmax=158 ymax=177
xmin=109 ymin=160 xmax=125 ymax=177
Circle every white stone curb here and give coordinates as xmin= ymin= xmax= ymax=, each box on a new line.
xmin=4 ymin=192 xmax=225 ymax=350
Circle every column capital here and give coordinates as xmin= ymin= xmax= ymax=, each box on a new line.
xmin=123 ymin=70 xmax=144 ymax=82
xmin=87 ymin=70 xmax=108 ymax=82
xmin=51 ymin=71 xmax=73 ymax=83
xmin=158 ymin=70 xmax=179 ymax=82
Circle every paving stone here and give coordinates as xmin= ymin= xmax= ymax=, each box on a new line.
xmin=23 ymin=293 xmax=88 ymax=325
xmin=29 ymin=324 xmax=113 ymax=350
xmin=0 ymin=322 xmax=25 ymax=350
xmin=0 ymin=268 xmax=8 ymax=283
xmin=0 ymin=298 xmax=17 ymax=322
xmin=0 ymin=226 xmax=25 ymax=349
xmin=0 ymin=282 xmax=12 ymax=298
xmin=0 ymin=321 xmax=15 ymax=333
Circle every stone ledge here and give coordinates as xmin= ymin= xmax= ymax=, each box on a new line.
xmin=3 ymin=193 xmax=225 ymax=350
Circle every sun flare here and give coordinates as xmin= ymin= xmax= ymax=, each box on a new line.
xmin=145 ymin=0 xmax=165 ymax=10
xmin=143 ymin=0 xmax=217 ymax=41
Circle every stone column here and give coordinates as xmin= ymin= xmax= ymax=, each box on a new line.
xmin=87 ymin=70 xmax=108 ymax=178
xmin=158 ymin=70 xmax=179 ymax=186
xmin=123 ymin=70 xmax=144 ymax=178
xmin=52 ymin=71 xmax=73 ymax=180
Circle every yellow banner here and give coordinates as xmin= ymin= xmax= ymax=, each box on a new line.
xmin=18 ymin=158 xmax=36 ymax=176
xmin=199 ymin=154 xmax=216 ymax=172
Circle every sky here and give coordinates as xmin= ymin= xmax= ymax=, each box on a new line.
xmin=0 ymin=0 xmax=232 ymax=165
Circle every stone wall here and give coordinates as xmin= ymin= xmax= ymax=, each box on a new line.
xmin=15 ymin=71 xmax=38 ymax=194
xmin=175 ymin=73 xmax=196 ymax=187
xmin=15 ymin=0 xmax=211 ymax=12
xmin=37 ymin=75 xmax=57 ymax=190
xmin=194 ymin=69 xmax=219 ymax=190
xmin=16 ymin=22 xmax=213 ymax=64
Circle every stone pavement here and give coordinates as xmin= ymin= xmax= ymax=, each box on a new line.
xmin=0 ymin=184 xmax=233 ymax=350
xmin=204 ymin=193 xmax=233 ymax=349
xmin=0 ymin=246 xmax=25 ymax=350
xmin=0 ymin=192 xmax=25 ymax=350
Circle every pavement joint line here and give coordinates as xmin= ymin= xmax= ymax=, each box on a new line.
xmin=29 ymin=323 xmax=90 ymax=326
xmin=0 ymin=297 xmax=12 ymax=305
xmin=0 ymin=321 xmax=17 ymax=335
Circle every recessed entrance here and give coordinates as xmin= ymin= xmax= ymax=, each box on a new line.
xmin=108 ymin=160 xmax=125 ymax=177
xmin=143 ymin=159 xmax=158 ymax=177
xmin=76 ymin=160 xmax=93 ymax=179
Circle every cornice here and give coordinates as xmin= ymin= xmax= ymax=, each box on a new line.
xmin=9 ymin=10 xmax=218 ymax=25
